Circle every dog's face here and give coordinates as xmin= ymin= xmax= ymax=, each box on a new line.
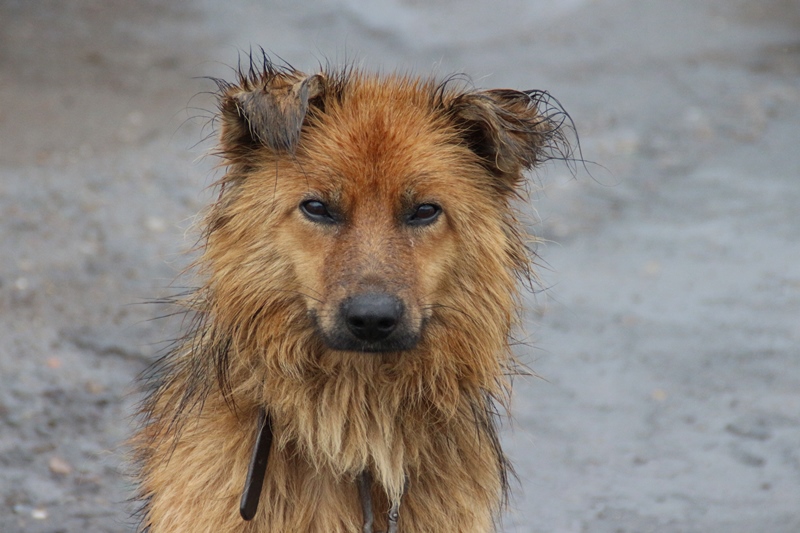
xmin=278 ymin=101 xmax=464 ymax=353
xmin=211 ymin=68 xmax=562 ymax=356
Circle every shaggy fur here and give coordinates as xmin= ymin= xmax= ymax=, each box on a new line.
xmin=132 ymin=57 xmax=573 ymax=532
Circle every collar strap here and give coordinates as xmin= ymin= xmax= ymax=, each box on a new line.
xmin=239 ymin=408 xmax=273 ymax=520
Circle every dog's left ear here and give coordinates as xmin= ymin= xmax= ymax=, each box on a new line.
xmin=449 ymin=89 xmax=557 ymax=188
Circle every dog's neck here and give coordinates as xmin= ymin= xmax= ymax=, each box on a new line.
xmin=240 ymin=408 xmax=405 ymax=532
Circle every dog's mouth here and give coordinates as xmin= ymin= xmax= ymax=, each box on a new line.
xmin=312 ymin=293 xmax=422 ymax=353
xmin=321 ymin=332 xmax=420 ymax=353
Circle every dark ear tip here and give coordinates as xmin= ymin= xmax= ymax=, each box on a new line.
xmin=219 ymin=72 xmax=326 ymax=153
xmin=448 ymin=87 xmax=573 ymax=180
xmin=302 ymin=73 xmax=325 ymax=100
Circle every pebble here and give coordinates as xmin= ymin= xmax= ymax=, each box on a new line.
xmin=49 ymin=456 xmax=73 ymax=476
xmin=651 ymin=389 xmax=668 ymax=402
xmin=725 ymin=419 xmax=771 ymax=441
xmin=85 ymin=380 xmax=106 ymax=394
xmin=145 ymin=216 xmax=166 ymax=233
xmin=730 ymin=446 xmax=766 ymax=468
xmin=642 ymin=260 xmax=662 ymax=278
xmin=13 ymin=504 xmax=33 ymax=515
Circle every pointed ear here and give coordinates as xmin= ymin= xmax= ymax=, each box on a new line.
xmin=219 ymin=72 xmax=325 ymax=156
xmin=449 ymin=89 xmax=566 ymax=187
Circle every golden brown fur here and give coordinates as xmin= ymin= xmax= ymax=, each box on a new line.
xmin=132 ymin=57 xmax=573 ymax=532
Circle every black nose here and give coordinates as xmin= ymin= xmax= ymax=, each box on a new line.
xmin=344 ymin=293 xmax=403 ymax=342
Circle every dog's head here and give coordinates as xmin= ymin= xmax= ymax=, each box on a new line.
xmin=204 ymin=61 xmax=571 ymax=358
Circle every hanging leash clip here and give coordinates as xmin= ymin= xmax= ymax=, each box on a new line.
xmin=357 ymin=470 xmax=406 ymax=533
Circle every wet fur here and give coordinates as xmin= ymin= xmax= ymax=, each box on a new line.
xmin=132 ymin=57 xmax=573 ymax=532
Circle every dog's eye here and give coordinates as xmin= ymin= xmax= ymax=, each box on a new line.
xmin=300 ymin=200 xmax=336 ymax=223
xmin=407 ymin=203 xmax=442 ymax=226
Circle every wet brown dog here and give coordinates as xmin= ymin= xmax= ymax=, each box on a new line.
xmin=133 ymin=57 xmax=572 ymax=532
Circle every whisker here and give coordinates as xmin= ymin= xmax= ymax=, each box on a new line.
xmin=421 ymin=302 xmax=481 ymax=328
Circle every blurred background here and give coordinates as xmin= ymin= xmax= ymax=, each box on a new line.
xmin=1 ymin=1 xmax=798 ymax=531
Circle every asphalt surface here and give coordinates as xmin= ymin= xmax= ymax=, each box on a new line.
xmin=1 ymin=1 xmax=799 ymax=531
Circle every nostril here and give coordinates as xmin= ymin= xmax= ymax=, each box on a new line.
xmin=376 ymin=318 xmax=395 ymax=331
xmin=343 ymin=293 xmax=404 ymax=343
xmin=349 ymin=316 xmax=366 ymax=329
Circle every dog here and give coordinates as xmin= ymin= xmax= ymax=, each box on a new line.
xmin=132 ymin=56 xmax=573 ymax=532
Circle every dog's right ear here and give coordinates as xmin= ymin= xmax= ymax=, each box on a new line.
xmin=218 ymin=72 xmax=325 ymax=157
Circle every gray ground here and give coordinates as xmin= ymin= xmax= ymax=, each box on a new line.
xmin=1 ymin=0 xmax=798 ymax=531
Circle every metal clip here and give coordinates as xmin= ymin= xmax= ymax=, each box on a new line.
xmin=357 ymin=470 xmax=406 ymax=533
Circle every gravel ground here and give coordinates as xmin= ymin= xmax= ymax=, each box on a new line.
xmin=1 ymin=1 xmax=798 ymax=531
